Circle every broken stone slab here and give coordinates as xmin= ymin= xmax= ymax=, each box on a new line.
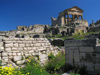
xmin=13 ymin=56 xmax=22 ymax=62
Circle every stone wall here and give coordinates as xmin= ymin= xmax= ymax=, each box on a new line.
xmin=64 ymin=38 xmax=100 ymax=75
xmin=0 ymin=38 xmax=60 ymax=67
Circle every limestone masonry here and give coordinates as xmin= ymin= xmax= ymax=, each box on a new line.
xmin=0 ymin=38 xmax=60 ymax=67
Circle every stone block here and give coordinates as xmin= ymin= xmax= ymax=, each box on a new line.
xmin=82 ymin=38 xmax=97 ymax=46
xmin=32 ymin=47 xmax=37 ymax=50
xmin=79 ymin=47 xmax=94 ymax=52
xmin=5 ymin=43 xmax=13 ymax=47
xmin=64 ymin=40 xmax=82 ymax=47
xmin=12 ymin=48 xmax=17 ymax=50
xmin=17 ymin=41 xmax=22 ymax=43
xmin=22 ymin=41 xmax=27 ymax=43
xmin=35 ymin=43 xmax=41 ymax=46
xmin=19 ymin=38 xmax=24 ymax=41
xmin=73 ymin=52 xmax=80 ymax=63
xmin=33 ymin=41 xmax=36 ymax=44
xmin=13 ymin=56 xmax=22 ymax=61
xmin=18 ymin=48 xmax=23 ymax=50
xmin=27 ymin=41 xmax=32 ymax=44
xmin=65 ymin=50 xmax=73 ymax=65
xmin=31 ymin=44 xmax=34 ymax=47
xmin=3 ymin=38 xmax=10 ymax=41
xmin=25 ymin=44 xmax=31 ymax=47
xmin=14 ymin=38 xmax=19 ymax=41
xmin=5 ymin=48 xmax=11 ymax=51
xmin=2 ymin=52 xmax=8 ymax=57
xmin=13 ymin=43 xmax=18 ymax=47
xmin=24 ymin=38 xmax=30 ymax=40
xmin=19 ymin=44 xmax=25 ymax=47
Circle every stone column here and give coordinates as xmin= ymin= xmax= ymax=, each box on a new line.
xmin=61 ymin=16 xmax=65 ymax=27
xmin=64 ymin=15 xmax=66 ymax=25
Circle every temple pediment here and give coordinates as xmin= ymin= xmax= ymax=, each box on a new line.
xmin=60 ymin=6 xmax=84 ymax=14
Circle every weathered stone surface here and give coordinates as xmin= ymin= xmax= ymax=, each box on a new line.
xmin=64 ymin=39 xmax=82 ymax=47
xmin=65 ymin=50 xmax=73 ymax=65
xmin=19 ymin=44 xmax=25 ymax=47
xmin=13 ymin=56 xmax=22 ymax=61
xmin=5 ymin=43 xmax=13 ymax=47
xmin=79 ymin=47 xmax=94 ymax=52
xmin=13 ymin=43 xmax=18 ymax=47
xmin=5 ymin=48 xmax=11 ymax=51
xmin=12 ymin=48 xmax=17 ymax=50
xmin=35 ymin=43 xmax=41 ymax=46
xmin=2 ymin=52 xmax=8 ymax=57
xmin=73 ymin=52 xmax=80 ymax=63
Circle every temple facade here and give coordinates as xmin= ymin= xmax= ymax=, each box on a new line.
xmin=51 ymin=6 xmax=84 ymax=27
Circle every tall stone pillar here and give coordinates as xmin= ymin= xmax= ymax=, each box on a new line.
xmin=64 ymin=15 xmax=66 ymax=25
xmin=61 ymin=16 xmax=65 ymax=27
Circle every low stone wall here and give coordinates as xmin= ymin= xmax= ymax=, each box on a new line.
xmin=0 ymin=38 xmax=60 ymax=67
xmin=64 ymin=38 xmax=100 ymax=75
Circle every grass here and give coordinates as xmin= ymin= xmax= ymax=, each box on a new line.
xmin=47 ymin=30 xmax=100 ymax=40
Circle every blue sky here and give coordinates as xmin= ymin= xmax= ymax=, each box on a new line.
xmin=0 ymin=0 xmax=100 ymax=31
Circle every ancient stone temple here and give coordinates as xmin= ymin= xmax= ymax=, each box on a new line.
xmin=51 ymin=6 xmax=84 ymax=26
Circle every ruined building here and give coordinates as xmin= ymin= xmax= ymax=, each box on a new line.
xmin=51 ymin=6 xmax=88 ymax=27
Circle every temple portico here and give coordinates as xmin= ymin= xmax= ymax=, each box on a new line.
xmin=51 ymin=6 xmax=84 ymax=27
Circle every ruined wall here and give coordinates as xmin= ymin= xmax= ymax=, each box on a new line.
xmin=75 ymin=25 xmax=87 ymax=33
xmin=64 ymin=38 xmax=100 ymax=75
xmin=89 ymin=24 xmax=100 ymax=32
xmin=74 ymin=20 xmax=88 ymax=27
xmin=0 ymin=38 xmax=60 ymax=67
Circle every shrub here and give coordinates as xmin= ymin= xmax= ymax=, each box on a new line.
xmin=44 ymin=52 xmax=65 ymax=74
